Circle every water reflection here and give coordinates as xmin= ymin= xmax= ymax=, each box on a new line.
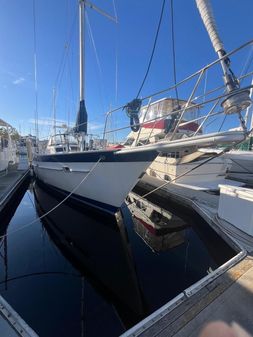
xmin=127 ymin=192 xmax=187 ymax=252
xmin=34 ymin=182 xmax=147 ymax=328
xmin=0 ymin=181 xmax=236 ymax=337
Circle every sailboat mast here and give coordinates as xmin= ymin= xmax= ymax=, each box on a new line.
xmin=79 ymin=0 xmax=85 ymax=101
xmin=75 ymin=0 xmax=88 ymax=139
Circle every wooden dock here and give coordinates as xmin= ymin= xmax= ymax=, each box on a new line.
xmin=122 ymin=255 xmax=253 ymax=337
xmin=0 ymin=159 xmax=36 ymax=336
xmin=0 ymin=162 xmax=30 ymax=214
xmin=121 ymin=174 xmax=253 ymax=337
xmin=0 ymin=294 xmax=38 ymax=337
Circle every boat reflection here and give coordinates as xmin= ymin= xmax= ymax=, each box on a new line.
xmin=33 ymin=182 xmax=147 ymax=328
xmin=126 ymin=192 xmax=188 ymax=252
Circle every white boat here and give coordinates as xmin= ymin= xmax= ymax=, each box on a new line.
xmin=124 ymin=98 xmax=232 ymax=190
xmin=33 ymin=0 xmax=251 ymax=214
xmin=0 ymin=118 xmax=19 ymax=173
xmin=226 ymin=150 xmax=253 ymax=183
xmin=0 ymin=140 xmax=9 ymax=173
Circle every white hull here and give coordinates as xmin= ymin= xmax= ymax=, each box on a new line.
xmin=0 ymin=150 xmax=9 ymax=173
xmin=0 ymin=160 xmax=8 ymax=172
xmin=33 ymin=150 xmax=156 ymax=213
xmin=147 ymin=155 xmax=231 ymax=190
xmin=226 ymin=151 xmax=253 ymax=181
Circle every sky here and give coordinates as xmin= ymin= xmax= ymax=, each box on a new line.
xmin=0 ymin=0 xmax=253 ymax=140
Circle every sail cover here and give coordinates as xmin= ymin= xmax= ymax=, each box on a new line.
xmin=195 ymin=0 xmax=224 ymax=53
xmin=75 ymin=99 xmax=88 ymax=133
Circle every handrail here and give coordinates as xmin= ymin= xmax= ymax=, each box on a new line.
xmin=104 ymin=39 xmax=253 ymax=116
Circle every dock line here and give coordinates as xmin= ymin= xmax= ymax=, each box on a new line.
xmin=0 ymin=157 xmax=102 ymax=241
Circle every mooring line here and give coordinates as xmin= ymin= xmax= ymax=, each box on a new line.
xmin=124 ymin=130 xmax=252 ymax=210
xmin=0 ymin=157 xmax=102 ymax=241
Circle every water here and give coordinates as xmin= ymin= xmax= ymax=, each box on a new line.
xmin=0 ymin=181 xmax=235 ymax=337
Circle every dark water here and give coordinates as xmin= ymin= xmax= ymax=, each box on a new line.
xmin=0 ymin=181 xmax=235 ymax=337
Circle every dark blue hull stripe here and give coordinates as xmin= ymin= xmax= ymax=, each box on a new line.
xmin=34 ymin=149 xmax=157 ymax=163
xmin=37 ymin=179 xmax=119 ymax=214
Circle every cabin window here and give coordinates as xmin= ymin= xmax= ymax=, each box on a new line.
xmin=70 ymin=146 xmax=78 ymax=152
xmin=124 ymin=138 xmax=134 ymax=146
xmin=158 ymin=151 xmax=179 ymax=158
xmin=3 ymin=139 xmax=8 ymax=148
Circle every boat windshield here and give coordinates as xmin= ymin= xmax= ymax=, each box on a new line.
xmin=48 ymin=134 xmax=78 ymax=146
xmin=139 ymin=98 xmax=199 ymax=123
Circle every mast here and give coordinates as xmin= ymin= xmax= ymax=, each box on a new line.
xmin=75 ymin=0 xmax=88 ymax=140
xmin=79 ymin=0 xmax=85 ymax=102
xmin=75 ymin=0 xmax=116 ymax=141
xmin=196 ymin=0 xmax=251 ymax=118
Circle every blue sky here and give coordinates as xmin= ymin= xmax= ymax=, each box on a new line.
xmin=0 ymin=0 xmax=253 ymax=140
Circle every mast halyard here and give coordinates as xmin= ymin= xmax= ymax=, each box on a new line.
xmin=196 ymin=0 xmax=252 ymax=118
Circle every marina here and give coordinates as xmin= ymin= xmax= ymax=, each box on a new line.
xmin=0 ymin=0 xmax=253 ymax=336
xmin=0 ymin=181 xmax=243 ymax=336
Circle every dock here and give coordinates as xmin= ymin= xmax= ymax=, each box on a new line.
xmin=122 ymin=255 xmax=253 ymax=337
xmin=0 ymin=294 xmax=38 ymax=337
xmin=121 ymin=174 xmax=253 ymax=337
xmin=0 ymin=159 xmax=36 ymax=336
xmin=134 ymin=174 xmax=253 ymax=252
xmin=0 ymin=160 xmax=30 ymax=215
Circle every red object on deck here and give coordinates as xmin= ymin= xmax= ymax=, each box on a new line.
xmin=106 ymin=144 xmax=125 ymax=150
xmin=143 ymin=119 xmax=199 ymax=132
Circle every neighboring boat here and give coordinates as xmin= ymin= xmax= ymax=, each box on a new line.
xmin=0 ymin=118 xmax=19 ymax=173
xmin=46 ymin=133 xmax=80 ymax=154
xmin=33 ymin=0 xmax=251 ymax=214
xmin=226 ymin=149 xmax=253 ymax=184
xmin=0 ymin=136 xmax=9 ymax=173
xmin=225 ymin=100 xmax=253 ymax=184
xmin=124 ymin=98 xmax=232 ymax=190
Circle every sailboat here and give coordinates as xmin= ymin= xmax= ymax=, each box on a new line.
xmin=33 ymin=0 xmax=251 ymax=214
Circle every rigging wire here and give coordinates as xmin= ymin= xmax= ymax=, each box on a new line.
xmin=136 ymin=0 xmax=166 ymax=98
xmin=218 ymin=115 xmax=227 ymax=132
xmin=170 ymin=0 xmax=180 ymax=106
xmin=122 ymin=130 xmax=251 ymax=211
xmin=0 ymin=271 xmax=81 ymax=286
xmin=51 ymin=3 xmax=78 ymax=136
xmin=112 ymin=0 xmax=119 ymax=104
xmin=54 ymin=7 xmax=78 ymax=90
xmin=240 ymin=45 xmax=253 ymax=81
xmin=86 ymin=12 xmax=106 ymax=113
